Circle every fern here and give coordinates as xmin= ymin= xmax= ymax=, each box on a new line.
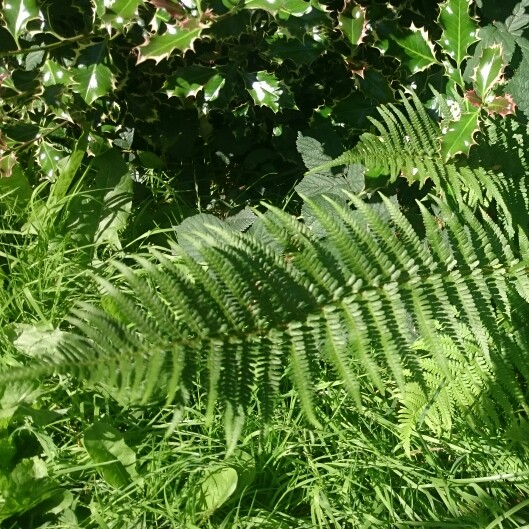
xmin=3 ymin=183 xmax=529 ymax=453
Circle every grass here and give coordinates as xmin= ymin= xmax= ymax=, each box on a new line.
xmin=1 ymin=186 xmax=529 ymax=528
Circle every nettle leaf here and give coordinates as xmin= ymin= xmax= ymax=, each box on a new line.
xmin=137 ymin=20 xmax=205 ymax=63
xmin=394 ymin=24 xmax=439 ymax=73
xmin=438 ymin=0 xmax=478 ymax=68
xmin=164 ymin=65 xmax=224 ymax=99
xmin=42 ymin=60 xmax=70 ymax=86
xmin=245 ymin=71 xmax=296 ymax=113
xmin=1 ymin=0 xmax=40 ymax=45
xmin=504 ymin=0 xmax=529 ymax=36
xmin=243 ymin=0 xmax=314 ymax=19
xmin=72 ymin=64 xmax=114 ymax=106
xmin=441 ymin=107 xmax=480 ymax=161
xmin=506 ymin=54 xmax=529 ymax=117
xmin=338 ymin=5 xmax=368 ymax=47
xmin=472 ymin=44 xmax=505 ymax=100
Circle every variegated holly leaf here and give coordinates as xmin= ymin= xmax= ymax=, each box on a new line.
xmin=37 ymin=141 xmax=67 ymax=180
xmin=136 ymin=20 xmax=206 ymax=63
xmin=338 ymin=5 xmax=368 ymax=47
xmin=441 ymin=107 xmax=480 ymax=161
xmin=72 ymin=64 xmax=114 ymax=106
xmin=1 ymin=0 xmax=40 ymax=45
xmin=242 ymin=0 xmax=315 ymax=19
xmin=42 ymin=60 xmax=71 ymax=86
xmin=438 ymin=0 xmax=478 ymax=69
xmin=393 ymin=24 xmax=439 ymax=73
xmin=484 ymin=94 xmax=516 ymax=116
xmin=245 ymin=71 xmax=296 ymax=113
xmin=164 ymin=65 xmax=224 ymax=100
xmin=101 ymin=0 xmax=143 ymax=29
xmin=472 ymin=44 xmax=505 ymax=100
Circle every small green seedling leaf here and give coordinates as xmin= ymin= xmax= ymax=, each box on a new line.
xmin=438 ymin=0 xmax=478 ymax=69
xmin=338 ymin=5 xmax=368 ymax=47
xmin=1 ymin=0 xmax=40 ymax=45
xmin=441 ymin=107 xmax=480 ymax=161
xmin=83 ymin=422 xmax=138 ymax=489
xmin=472 ymin=44 xmax=505 ymax=100
xmin=394 ymin=24 xmax=439 ymax=73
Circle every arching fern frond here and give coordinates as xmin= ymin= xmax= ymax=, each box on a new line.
xmin=2 ymin=191 xmax=529 ymax=452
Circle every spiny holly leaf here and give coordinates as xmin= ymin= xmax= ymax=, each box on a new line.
xmin=245 ymin=71 xmax=296 ymax=113
xmin=42 ymin=60 xmax=71 ymax=86
xmin=338 ymin=5 xmax=368 ymax=47
xmin=242 ymin=0 xmax=316 ymax=19
xmin=393 ymin=24 xmax=439 ymax=73
xmin=438 ymin=0 xmax=478 ymax=69
xmin=101 ymin=0 xmax=143 ymax=29
xmin=441 ymin=107 xmax=480 ymax=161
xmin=37 ymin=141 xmax=67 ymax=180
xmin=472 ymin=44 xmax=505 ymax=100
xmin=72 ymin=63 xmax=114 ymax=106
xmin=484 ymin=94 xmax=516 ymax=116
xmin=1 ymin=0 xmax=40 ymax=45
xmin=136 ymin=20 xmax=206 ymax=63
xmin=164 ymin=65 xmax=224 ymax=99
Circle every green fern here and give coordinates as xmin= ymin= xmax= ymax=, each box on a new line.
xmin=3 ymin=185 xmax=529 ymax=453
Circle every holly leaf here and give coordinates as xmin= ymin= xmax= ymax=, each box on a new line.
xmin=36 ymin=141 xmax=67 ymax=180
xmin=438 ymin=0 xmax=478 ymax=68
xmin=245 ymin=71 xmax=296 ymax=112
xmin=42 ymin=60 xmax=71 ymax=86
xmin=393 ymin=24 xmax=439 ymax=73
xmin=164 ymin=65 xmax=224 ymax=99
xmin=242 ymin=0 xmax=314 ymax=19
xmin=338 ymin=5 xmax=368 ymax=47
xmin=441 ymin=107 xmax=480 ymax=161
xmin=136 ymin=20 xmax=206 ymax=63
xmin=102 ymin=0 xmax=143 ymax=28
xmin=1 ymin=0 xmax=40 ymax=45
xmin=72 ymin=63 xmax=114 ymax=105
xmin=472 ymin=44 xmax=505 ymax=100
xmin=484 ymin=94 xmax=516 ymax=116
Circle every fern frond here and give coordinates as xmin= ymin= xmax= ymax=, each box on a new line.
xmin=2 ymin=190 xmax=529 ymax=451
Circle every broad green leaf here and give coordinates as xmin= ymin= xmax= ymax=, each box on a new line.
xmin=438 ymin=0 xmax=478 ymax=68
xmin=0 ymin=457 xmax=64 ymax=522
xmin=242 ymin=0 xmax=313 ymax=19
xmin=195 ymin=466 xmax=238 ymax=516
xmin=394 ymin=24 xmax=439 ymax=73
xmin=472 ymin=44 xmax=505 ymax=99
xmin=0 ymin=155 xmax=32 ymax=210
xmin=137 ymin=21 xmax=205 ymax=64
xmin=441 ymin=107 xmax=480 ymax=161
xmin=1 ymin=0 xmax=40 ymax=45
xmin=10 ymin=323 xmax=65 ymax=359
xmin=72 ymin=63 xmax=114 ymax=106
xmin=83 ymin=422 xmax=137 ymax=489
xmin=92 ymin=149 xmax=133 ymax=249
xmin=245 ymin=71 xmax=296 ymax=113
xmin=338 ymin=5 xmax=367 ymax=47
